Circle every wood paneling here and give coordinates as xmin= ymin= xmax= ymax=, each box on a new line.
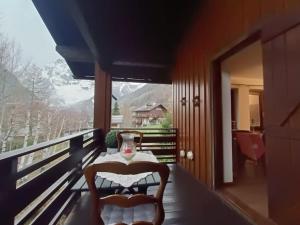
xmin=194 ymin=60 xmax=200 ymax=180
xmin=189 ymin=62 xmax=194 ymax=175
xmin=172 ymin=0 xmax=300 ymax=222
xmin=200 ymin=59 xmax=207 ymax=183
xmin=183 ymin=69 xmax=187 ymax=169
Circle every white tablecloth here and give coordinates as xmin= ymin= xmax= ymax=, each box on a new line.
xmin=93 ymin=152 xmax=158 ymax=187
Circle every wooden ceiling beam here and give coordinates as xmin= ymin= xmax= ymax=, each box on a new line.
xmin=56 ymin=45 xmax=93 ymax=63
xmin=110 ymin=72 xmax=171 ymax=84
xmin=112 ymin=61 xmax=168 ymax=69
xmin=73 ymin=74 xmax=170 ymax=84
xmin=109 ymin=65 xmax=168 ymax=77
xmin=111 ymin=76 xmax=171 ymax=84
xmin=64 ymin=0 xmax=107 ymax=68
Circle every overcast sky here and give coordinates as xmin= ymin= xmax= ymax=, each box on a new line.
xmin=0 ymin=0 xmax=61 ymax=67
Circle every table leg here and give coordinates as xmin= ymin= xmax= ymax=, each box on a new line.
xmin=138 ymin=186 xmax=148 ymax=194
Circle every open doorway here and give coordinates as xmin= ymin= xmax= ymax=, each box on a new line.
xmin=214 ymin=39 xmax=268 ymax=219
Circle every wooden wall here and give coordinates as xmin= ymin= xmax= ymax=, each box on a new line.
xmin=172 ymin=0 xmax=300 ymax=224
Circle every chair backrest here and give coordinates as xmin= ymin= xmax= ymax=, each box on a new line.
xmin=235 ymin=131 xmax=265 ymax=161
xmin=117 ymin=131 xmax=144 ymax=151
xmin=84 ymin=161 xmax=170 ymax=225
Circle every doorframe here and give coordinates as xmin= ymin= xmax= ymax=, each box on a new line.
xmin=249 ymin=90 xmax=264 ymax=131
xmin=212 ymin=32 xmax=262 ymax=188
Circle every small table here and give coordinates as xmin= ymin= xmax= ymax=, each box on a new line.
xmin=71 ymin=151 xmax=162 ymax=194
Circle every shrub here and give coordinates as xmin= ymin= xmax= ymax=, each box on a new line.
xmin=161 ymin=112 xmax=172 ymax=129
xmin=105 ymin=130 xmax=118 ymax=148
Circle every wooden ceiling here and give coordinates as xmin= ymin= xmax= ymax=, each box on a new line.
xmin=33 ymin=0 xmax=200 ymax=83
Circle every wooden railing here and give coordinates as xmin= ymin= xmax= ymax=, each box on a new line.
xmin=0 ymin=128 xmax=177 ymax=225
xmin=0 ymin=129 xmax=104 ymax=225
xmin=111 ymin=128 xmax=178 ymax=163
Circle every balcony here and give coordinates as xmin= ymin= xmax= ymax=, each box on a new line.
xmin=0 ymin=128 xmax=254 ymax=225
xmin=3 ymin=0 xmax=300 ymax=224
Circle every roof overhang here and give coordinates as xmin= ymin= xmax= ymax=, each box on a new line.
xmin=33 ymin=0 xmax=200 ymax=84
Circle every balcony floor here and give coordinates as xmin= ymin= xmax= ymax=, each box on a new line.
xmin=65 ymin=165 xmax=254 ymax=225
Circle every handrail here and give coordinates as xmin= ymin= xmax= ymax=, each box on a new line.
xmin=0 ymin=129 xmax=96 ymax=161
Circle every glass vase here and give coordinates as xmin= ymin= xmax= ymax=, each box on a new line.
xmin=120 ymin=133 xmax=137 ymax=161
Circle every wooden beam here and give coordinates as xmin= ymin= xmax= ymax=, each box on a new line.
xmin=111 ymin=77 xmax=171 ymax=84
xmin=65 ymin=0 xmax=106 ymax=67
xmin=56 ymin=46 xmax=93 ymax=63
xmin=112 ymin=61 xmax=167 ymax=68
xmin=109 ymin=64 xmax=171 ymax=83
xmin=94 ymin=63 xmax=111 ymax=133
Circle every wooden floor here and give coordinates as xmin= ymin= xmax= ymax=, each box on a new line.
xmin=219 ymin=161 xmax=277 ymax=225
xmin=221 ymin=161 xmax=268 ymax=216
xmin=65 ymin=164 xmax=255 ymax=225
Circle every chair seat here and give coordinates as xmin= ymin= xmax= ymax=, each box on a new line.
xmin=65 ymin=193 xmax=155 ymax=225
xmin=102 ymin=204 xmax=155 ymax=224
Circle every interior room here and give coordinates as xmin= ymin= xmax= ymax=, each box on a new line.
xmin=219 ymin=41 xmax=267 ymax=217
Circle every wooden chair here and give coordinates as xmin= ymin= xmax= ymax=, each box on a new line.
xmin=235 ymin=131 xmax=266 ymax=162
xmin=117 ymin=131 xmax=143 ymax=151
xmin=84 ymin=161 xmax=170 ymax=225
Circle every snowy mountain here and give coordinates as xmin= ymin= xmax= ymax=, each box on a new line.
xmin=16 ymin=59 xmax=146 ymax=107
xmin=112 ymin=82 xmax=145 ymax=99
xmin=40 ymin=59 xmax=144 ymax=105
xmin=42 ymin=59 xmax=95 ymax=106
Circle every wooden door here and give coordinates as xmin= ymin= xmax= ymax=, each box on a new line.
xmin=262 ymin=10 xmax=300 ymax=225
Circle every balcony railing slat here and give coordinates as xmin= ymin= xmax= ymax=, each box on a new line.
xmin=141 ymin=144 xmax=176 ymax=147
xmin=16 ymin=148 xmax=70 ymax=180
xmin=137 ymin=136 xmax=176 ymax=143
xmin=0 ymin=129 xmax=95 ymax=161
xmin=14 ymin=156 xmax=74 ymax=216
xmin=113 ymin=128 xmax=178 ymax=163
xmin=143 ymin=148 xmax=176 ymax=155
xmin=48 ymin=192 xmax=77 ymax=225
xmin=142 ymin=132 xmax=176 ymax=135
xmin=83 ymin=136 xmax=94 ymax=143
xmin=16 ymin=169 xmax=77 ymax=225
xmin=82 ymin=149 xmax=100 ymax=169
xmin=30 ymin=177 xmax=78 ymax=225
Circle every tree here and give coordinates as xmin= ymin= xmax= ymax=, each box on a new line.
xmin=0 ymin=31 xmax=24 ymax=152
xmin=161 ymin=112 xmax=172 ymax=129
xmin=112 ymin=101 xmax=121 ymax=115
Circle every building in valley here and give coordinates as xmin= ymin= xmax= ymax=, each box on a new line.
xmin=132 ymin=103 xmax=167 ymax=127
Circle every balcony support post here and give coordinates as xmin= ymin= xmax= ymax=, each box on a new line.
xmin=94 ymin=63 xmax=111 ymax=133
xmin=69 ymin=135 xmax=84 ymax=177
xmin=0 ymin=158 xmax=18 ymax=225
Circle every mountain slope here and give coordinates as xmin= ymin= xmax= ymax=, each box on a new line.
xmin=0 ymin=65 xmax=32 ymax=105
